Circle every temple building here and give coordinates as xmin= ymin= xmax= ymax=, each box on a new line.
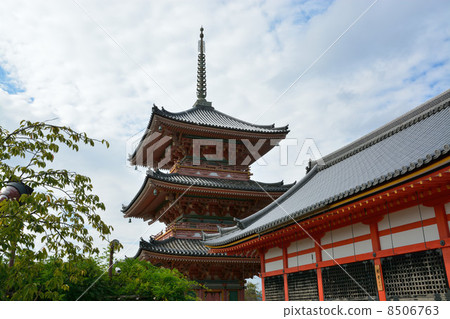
xmin=205 ymin=89 xmax=450 ymax=301
xmin=122 ymin=28 xmax=293 ymax=301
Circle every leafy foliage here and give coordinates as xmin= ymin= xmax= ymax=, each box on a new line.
xmin=0 ymin=120 xmax=111 ymax=299
xmin=0 ymin=120 xmax=111 ymax=258
xmin=110 ymin=258 xmax=199 ymax=301
xmin=0 ymin=256 xmax=198 ymax=300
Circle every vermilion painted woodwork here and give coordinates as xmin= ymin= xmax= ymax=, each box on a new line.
xmin=370 ymin=223 xmax=381 ymax=252
xmin=373 ymin=258 xmax=386 ymax=301
xmin=282 ymin=245 xmax=289 ymax=301
xmin=259 ymin=250 xmax=266 ymax=301
xmin=435 ymin=204 xmax=450 ymax=239
xmin=315 ymin=242 xmax=324 ymax=301
xmin=369 ymin=222 xmax=387 ymax=300
xmin=441 ymin=247 xmax=450 ymax=289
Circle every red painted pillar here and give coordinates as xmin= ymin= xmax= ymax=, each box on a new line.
xmin=435 ymin=204 xmax=450 ymax=238
xmin=314 ymin=241 xmax=324 ymax=301
xmin=282 ymin=245 xmax=289 ymax=301
xmin=370 ymin=222 xmax=386 ymax=301
xmin=434 ymin=204 xmax=450 ymax=283
xmin=259 ymin=249 xmax=266 ymax=301
xmin=373 ymin=258 xmax=386 ymax=301
xmin=441 ymin=248 xmax=450 ymax=287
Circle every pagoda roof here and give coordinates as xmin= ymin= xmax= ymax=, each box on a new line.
xmin=135 ymin=237 xmax=259 ymax=261
xmin=148 ymin=170 xmax=295 ymax=192
xmin=152 ymin=104 xmax=289 ymax=134
xmin=122 ymin=170 xmax=295 ymax=216
xmin=129 ymin=104 xmax=289 ymax=167
xmin=138 ymin=237 xmax=225 ymax=257
xmin=204 ymin=89 xmax=450 ymax=247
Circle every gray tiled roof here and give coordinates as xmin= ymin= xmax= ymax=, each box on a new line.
xmin=204 ymin=90 xmax=450 ymax=246
xmin=138 ymin=237 xmax=261 ymax=261
xmin=139 ymin=237 xmax=225 ymax=256
xmin=122 ymin=170 xmax=294 ymax=213
xmin=153 ymin=104 xmax=289 ymax=134
xmin=148 ymin=170 xmax=295 ymax=192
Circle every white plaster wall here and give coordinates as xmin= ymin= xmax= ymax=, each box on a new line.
xmin=265 ymin=259 xmax=283 ymax=272
xmin=288 ymin=253 xmax=316 ymax=268
xmin=330 ymin=225 xmax=353 ymax=243
xmin=265 ymin=247 xmax=282 ymax=260
xmin=380 ymin=223 xmax=438 ymax=249
xmin=379 ymin=234 xmax=393 ymax=250
xmin=287 ymin=238 xmax=314 ymax=254
xmin=354 ymin=239 xmax=373 ymax=255
xmin=321 ymin=248 xmax=333 ymax=261
xmin=352 ymin=222 xmax=371 ymax=237
xmin=392 ymin=227 xmax=424 ymax=248
xmin=378 ymin=206 xmax=422 ymax=230
xmin=333 ymin=243 xmax=355 ymax=259
xmin=328 ymin=223 xmax=369 ymax=242
xmin=419 ymin=205 xmax=436 ymax=219
xmin=377 ymin=206 xmax=439 ymax=250
xmin=321 ymin=223 xmax=369 ymax=246
xmin=321 ymin=231 xmax=333 ymax=245
xmin=423 ymin=224 xmax=439 ymax=242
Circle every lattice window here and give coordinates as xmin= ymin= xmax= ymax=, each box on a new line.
xmin=322 ymin=260 xmax=378 ymax=300
xmin=264 ymin=275 xmax=285 ymax=301
xmin=287 ymin=269 xmax=319 ymax=300
xmin=382 ymin=249 xmax=450 ymax=300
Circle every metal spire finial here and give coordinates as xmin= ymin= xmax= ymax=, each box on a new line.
xmin=194 ymin=26 xmax=212 ymax=107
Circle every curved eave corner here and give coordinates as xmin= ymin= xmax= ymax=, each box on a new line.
xmin=121 ymin=174 xmax=155 ymax=219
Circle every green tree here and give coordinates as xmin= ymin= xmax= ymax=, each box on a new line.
xmin=109 ymin=258 xmax=199 ymax=301
xmin=0 ymin=120 xmax=111 ymax=300
xmin=0 ymin=256 xmax=199 ymax=300
xmin=0 ymin=255 xmax=111 ymax=300
xmin=244 ymin=280 xmax=262 ymax=301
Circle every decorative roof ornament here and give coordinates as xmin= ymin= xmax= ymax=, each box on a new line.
xmin=194 ymin=26 xmax=212 ymax=108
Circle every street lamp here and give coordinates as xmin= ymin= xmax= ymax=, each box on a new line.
xmin=109 ymin=239 xmax=120 ymax=279
xmin=0 ymin=182 xmax=33 ymax=202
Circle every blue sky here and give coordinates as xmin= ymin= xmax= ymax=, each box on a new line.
xmin=1 ymin=0 xmax=450 ymax=273
xmin=0 ymin=64 xmax=24 ymax=94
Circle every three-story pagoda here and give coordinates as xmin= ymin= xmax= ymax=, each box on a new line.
xmin=122 ymin=28 xmax=293 ymax=301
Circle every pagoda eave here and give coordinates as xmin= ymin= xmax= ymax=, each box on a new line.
xmin=152 ymin=179 xmax=288 ymax=198
xmin=137 ymin=250 xmax=260 ymax=264
xmin=153 ymin=115 xmax=289 ymax=139
xmin=123 ymin=171 xmax=293 ymax=220
xmin=130 ymin=112 xmax=289 ymax=168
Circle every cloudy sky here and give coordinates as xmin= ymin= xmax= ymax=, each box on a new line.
xmin=1 ymin=0 xmax=450 ymax=262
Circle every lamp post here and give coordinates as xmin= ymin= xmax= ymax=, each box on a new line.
xmin=0 ymin=182 xmax=33 ymax=203
xmin=0 ymin=182 xmax=34 ymax=267
xmin=109 ymin=239 xmax=120 ymax=279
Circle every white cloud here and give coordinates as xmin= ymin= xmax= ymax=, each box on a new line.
xmin=1 ymin=0 xmax=449 ymax=260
